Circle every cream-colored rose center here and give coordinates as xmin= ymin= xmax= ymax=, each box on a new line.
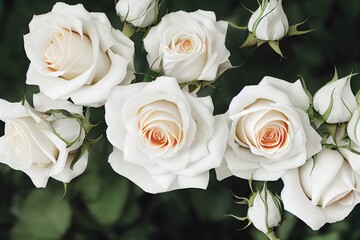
xmin=138 ymin=100 xmax=183 ymax=149
xmin=256 ymin=121 xmax=288 ymax=150
xmin=44 ymin=29 xmax=110 ymax=83
xmin=168 ymin=32 xmax=204 ymax=54
xmin=235 ymin=100 xmax=290 ymax=154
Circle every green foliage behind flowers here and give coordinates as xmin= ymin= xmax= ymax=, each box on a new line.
xmin=0 ymin=0 xmax=359 ymax=239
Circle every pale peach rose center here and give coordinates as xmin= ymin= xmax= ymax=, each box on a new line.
xmin=179 ymin=39 xmax=193 ymax=52
xmin=257 ymin=122 xmax=288 ymax=150
xmin=138 ymin=100 xmax=183 ymax=149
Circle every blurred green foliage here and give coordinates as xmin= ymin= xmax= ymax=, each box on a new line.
xmin=0 ymin=0 xmax=359 ymax=239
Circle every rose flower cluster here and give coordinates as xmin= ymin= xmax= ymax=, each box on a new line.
xmin=0 ymin=1 xmax=358 ymax=239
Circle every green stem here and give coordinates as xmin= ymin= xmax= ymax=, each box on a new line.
xmin=122 ymin=22 xmax=135 ymax=38
xmin=266 ymin=231 xmax=280 ymax=240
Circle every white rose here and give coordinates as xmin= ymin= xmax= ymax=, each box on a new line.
xmin=143 ymin=10 xmax=232 ymax=83
xmin=105 ymin=76 xmax=228 ymax=193
xmin=248 ymin=185 xmax=282 ymax=234
xmin=116 ymin=0 xmax=156 ymax=28
xmin=216 ymin=76 xmax=322 ymax=181
xmin=0 ymin=94 xmax=88 ymax=187
xmin=281 ymin=149 xmax=360 ymax=230
xmin=313 ymin=74 xmax=357 ymax=123
xmin=248 ymin=0 xmax=289 ymax=41
xmin=24 ymin=2 xmax=135 ymax=107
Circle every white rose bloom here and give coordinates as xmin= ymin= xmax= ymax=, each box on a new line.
xmin=281 ymin=149 xmax=360 ymax=230
xmin=24 ymin=2 xmax=135 ymax=107
xmin=248 ymin=185 xmax=282 ymax=234
xmin=216 ymin=76 xmax=322 ymax=181
xmin=313 ymin=74 xmax=357 ymax=124
xmin=143 ymin=10 xmax=232 ymax=83
xmin=0 ymin=94 xmax=88 ymax=187
xmin=116 ymin=0 xmax=156 ymax=28
xmin=105 ymin=76 xmax=228 ymax=193
xmin=248 ymin=0 xmax=289 ymax=41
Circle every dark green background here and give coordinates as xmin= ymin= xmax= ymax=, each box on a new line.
xmin=0 ymin=0 xmax=359 ymax=239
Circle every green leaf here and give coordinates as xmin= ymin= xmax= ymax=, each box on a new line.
xmin=276 ymin=212 xmax=298 ymax=239
xmin=286 ymin=19 xmax=314 ymax=37
xmin=240 ymin=32 xmax=257 ymax=48
xmin=77 ymin=172 xmax=102 ymax=202
xmin=87 ymin=178 xmax=130 ymax=226
xmin=118 ymin=200 xmax=141 ymax=226
xmin=11 ymin=189 xmax=71 ymax=239
xmin=305 ymin=232 xmax=341 ymax=240
xmin=190 ymin=188 xmax=233 ymax=221
xmin=268 ymin=41 xmax=285 ymax=58
xmin=356 ymin=89 xmax=360 ymax=105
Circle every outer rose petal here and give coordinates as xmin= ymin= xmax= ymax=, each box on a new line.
xmin=51 ymin=150 xmax=88 ymax=183
xmin=178 ymin=115 xmax=228 ymax=177
xmin=109 ymin=148 xmax=174 ymax=194
xmin=259 ymin=77 xmax=310 ymax=111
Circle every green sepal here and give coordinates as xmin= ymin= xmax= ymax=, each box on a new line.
xmin=310 ymin=155 xmax=317 ymax=175
xmin=285 ymin=19 xmax=314 ymax=37
xmin=61 ymin=182 xmax=68 ymax=200
xmin=46 ymin=108 xmax=95 ymax=146
xmin=241 ymin=1 xmax=254 ymax=14
xmin=321 ymin=89 xmax=335 ymax=121
xmin=256 ymin=39 xmax=267 ymax=47
xmin=224 ymin=214 xmax=252 ymax=230
xmin=240 ymin=32 xmax=257 ymax=48
xmin=224 ymin=214 xmax=248 ymax=222
xmin=338 ymin=141 xmax=360 ymax=155
xmin=227 ymin=21 xmax=248 ymax=31
xmin=307 ymin=106 xmax=325 ymax=129
xmin=266 ymin=231 xmax=280 ymax=240
xmin=46 ymin=109 xmax=84 ymax=120
xmin=298 ymin=75 xmax=313 ymax=102
xmin=122 ymin=22 xmax=136 ymax=38
xmin=322 ymin=143 xmax=338 ymax=150
xmin=324 ymin=67 xmax=339 ymax=86
xmin=326 ymin=124 xmax=338 ymax=139
xmin=179 ymin=80 xmax=202 ymax=93
xmin=268 ymin=41 xmax=285 ymax=58
xmin=70 ymin=135 xmax=102 ymax=170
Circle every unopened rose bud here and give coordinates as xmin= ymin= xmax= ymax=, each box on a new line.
xmin=116 ymin=0 xmax=157 ymax=28
xmin=248 ymin=0 xmax=289 ymax=41
xmin=313 ymin=74 xmax=357 ymax=124
xmin=248 ymin=185 xmax=282 ymax=234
